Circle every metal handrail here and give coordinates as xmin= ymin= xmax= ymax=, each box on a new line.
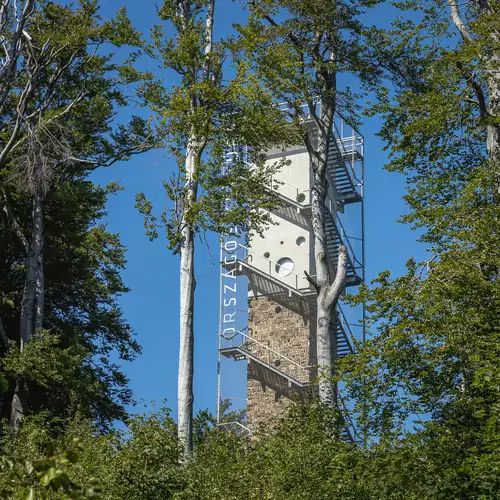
xmin=332 ymin=122 xmax=363 ymax=187
xmin=325 ymin=201 xmax=362 ymax=273
xmin=269 ymin=175 xmax=311 ymax=203
xmin=217 ymin=421 xmax=252 ymax=434
xmin=225 ymin=329 xmax=311 ymax=371
xmin=336 ymin=305 xmax=356 ymax=350
xmin=337 ymin=392 xmax=360 ymax=442
xmin=227 ymin=243 xmax=316 ymax=291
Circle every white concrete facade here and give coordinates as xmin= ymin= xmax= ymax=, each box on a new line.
xmin=249 ymin=149 xmax=337 ymax=290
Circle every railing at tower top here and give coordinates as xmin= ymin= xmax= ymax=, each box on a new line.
xmin=275 ymin=101 xmax=364 ymax=187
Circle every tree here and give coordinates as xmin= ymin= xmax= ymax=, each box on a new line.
xmin=340 ymin=1 xmax=500 ymax=495
xmin=238 ymin=0 xmax=381 ymax=403
xmin=0 ymin=0 xmax=151 ymax=433
xmin=135 ymin=0 xmax=295 ymax=455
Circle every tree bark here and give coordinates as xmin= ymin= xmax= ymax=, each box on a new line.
xmin=19 ymin=194 xmax=43 ymax=346
xmin=307 ymin=101 xmax=348 ymax=403
xmin=176 ymin=0 xmax=214 ymax=458
xmin=178 ymin=144 xmax=197 ymax=457
xmin=447 ymin=0 xmax=500 ymax=190
xmin=0 ymin=314 xmax=8 ymax=347
xmin=11 ymin=192 xmax=44 ymax=433
xmin=485 ymin=43 xmax=500 ymax=169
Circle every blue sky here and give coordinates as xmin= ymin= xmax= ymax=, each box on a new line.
xmin=93 ymin=0 xmax=427 ymax=418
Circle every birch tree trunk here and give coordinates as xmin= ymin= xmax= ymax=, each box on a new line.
xmin=447 ymin=0 xmax=500 ymax=190
xmin=176 ymin=0 xmax=214 ymax=457
xmin=178 ymin=143 xmax=197 ymax=457
xmin=308 ymin=103 xmax=348 ymax=404
xmin=485 ymin=44 xmax=500 ymax=169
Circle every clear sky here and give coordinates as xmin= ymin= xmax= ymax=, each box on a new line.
xmin=92 ymin=0 xmax=427 ymax=419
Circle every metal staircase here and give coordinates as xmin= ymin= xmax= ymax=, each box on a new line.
xmin=263 ymin=183 xmax=362 ymax=287
xmin=218 ymin=115 xmax=365 ymax=445
xmin=324 ymin=208 xmax=362 ymax=287
xmin=327 ymin=139 xmax=362 ymax=205
xmin=220 ymin=337 xmax=357 ymax=442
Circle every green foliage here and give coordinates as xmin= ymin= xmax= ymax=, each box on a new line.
xmin=0 ymin=0 xmax=151 ymax=429
xmin=338 ymin=2 xmax=500 ymax=497
xmin=0 ymin=408 xmax=183 ymax=500
xmin=236 ymin=0 xmax=384 ymax=128
xmin=0 ymin=177 xmax=140 ymax=428
xmin=0 ymin=434 xmax=99 ymax=499
xmin=134 ymin=0 xmax=299 ymax=250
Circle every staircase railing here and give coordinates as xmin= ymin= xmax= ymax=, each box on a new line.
xmin=222 ymin=328 xmax=311 ymax=372
xmin=338 ymin=392 xmax=360 ymax=442
xmin=333 ymin=207 xmax=364 ymax=273
xmin=332 ymin=123 xmax=363 ymax=191
xmin=337 ymin=304 xmax=357 ymax=352
xmin=325 ymin=201 xmax=363 ymax=278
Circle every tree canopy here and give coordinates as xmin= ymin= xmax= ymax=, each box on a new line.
xmin=0 ymin=0 xmax=499 ymax=498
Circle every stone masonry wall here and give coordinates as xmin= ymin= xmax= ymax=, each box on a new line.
xmin=246 ymin=296 xmax=313 ymax=430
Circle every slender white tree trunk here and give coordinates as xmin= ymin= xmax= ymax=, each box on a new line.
xmin=176 ymin=0 xmax=214 ymax=457
xmin=485 ymin=53 xmax=500 ymax=166
xmin=178 ymin=143 xmax=198 ymax=456
xmin=311 ymin=159 xmax=335 ymax=403
xmin=309 ymin=107 xmax=348 ymax=403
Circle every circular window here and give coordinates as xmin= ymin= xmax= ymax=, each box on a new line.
xmin=296 ymin=192 xmax=306 ymax=203
xmin=276 ymin=257 xmax=294 ymax=277
xmin=264 ymin=252 xmax=270 ymax=258
xmin=296 ymin=236 xmax=306 ymax=247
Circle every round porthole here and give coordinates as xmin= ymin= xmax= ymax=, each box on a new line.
xmin=264 ymin=252 xmax=270 ymax=258
xmin=296 ymin=192 xmax=306 ymax=203
xmin=296 ymin=236 xmax=306 ymax=247
xmin=276 ymin=257 xmax=294 ymax=277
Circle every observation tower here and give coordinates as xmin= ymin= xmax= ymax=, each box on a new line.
xmin=217 ymin=115 xmax=365 ymax=440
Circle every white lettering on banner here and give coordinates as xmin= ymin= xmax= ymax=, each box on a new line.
xmin=222 ymin=269 xmax=236 ymax=279
xmin=223 ymin=313 xmax=236 ymax=323
xmin=220 ymin=225 xmax=240 ymax=341
xmin=223 ymin=297 xmax=236 ymax=307
xmin=224 ymin=240 xmax=237 ymax=252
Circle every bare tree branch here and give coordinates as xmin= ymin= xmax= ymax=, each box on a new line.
xmin=324 ymin=244 xmax=347 ymax=308
xmin=304 ymin=269 xmax=319 ymax=293
xmin=448 ymin=0 xmax=473 ymax=42
xmin=0 ymin=189 xmax=29 ymax=252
